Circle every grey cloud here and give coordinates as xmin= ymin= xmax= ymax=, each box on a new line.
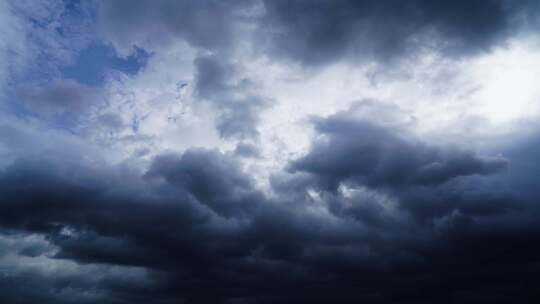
xmin=4 ymin=2 xmax=540 ymax=303
xmin=259 ymin=0 xmax=540 ymax=65
xmin=98 ymin=0 xmax=256 ymax=54
xmin=97 ymin=0 xmax=540 ymax=66
xmin=146 ymin=149 xmax=262 ymax=218
xmin=0 ymin=231 xmax=148 ymax=304
xmin=216 ymin=104 xmax=263 ymax=139
xmin=195 ymin=55 xmax=234 ymax=100
xmin=0 ymin=98 xmax=535 ymax=304
xmin=195 ymin=55 xmax=267 ymax=139
xmin=97 ymin=113 xmax=125 ymax=131
xmin=17 ymin=79 xmax=102 ymax=117
xmin=0 ymin=130 xmax=539 ymax=303
xmin=287 ymin=105 xmax=516 ymax=225
xmin=234 ymin=142 xmax=261 ymax=158
xmin=291 ymin=112 xmax=508 ymax=191
xmin=412 ymin=153 xmax=508 ymax=185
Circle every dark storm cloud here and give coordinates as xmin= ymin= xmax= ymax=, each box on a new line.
xmin=0 ymin=246 xmax=146 ymax=304
xmin=287 ymin=106 xmax=519 ymax=224
xmin=291 ymin=112 xmax=508 ymax=191
xmin=0 ymin=149 xmax=256 ymax=303
xmin=2 ymin=1 xmax=540 ymax=302
xmin=98 ymin=0 xmax=540 ymax=65
xmin=1 ymin=111 xmax=540 ymax=303
xmin=146 ymin=149 xmax=262 ymax=217
xmin=0 ymin=148 xmax=261 ymax=236
xmin=260 ymin=0 xmax=540 ymax=65
xmin=195 ymin=55 xmax=267 ymax=139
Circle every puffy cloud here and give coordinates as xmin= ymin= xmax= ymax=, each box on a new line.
xmin=2 ymin=1 xmax=540 ymax=303
xmin=0 ymin=112 xmax=539 ymax=303
xmin=259 ymin=0 xmax=540 ymax=65
xmin=291 ymin=108 xmax=508 ymax=191
xmin=97 ymin=0 xmax=540 ymax=66
xmin=145 ymin=149 xmax=263 ymax=217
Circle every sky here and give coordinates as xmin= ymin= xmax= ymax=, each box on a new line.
xmin=1 ymin=1 xmax=540 ymax=303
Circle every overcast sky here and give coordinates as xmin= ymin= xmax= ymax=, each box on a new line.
xmin=1 ymin=1 xmax=540 ymax=303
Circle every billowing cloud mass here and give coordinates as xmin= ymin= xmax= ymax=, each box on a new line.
xmin=1 ymin=1 xmax=540 ymax=303
xmin=291 ymin=108 xmax=509 ymax=191
xmin=259 ymin=0 xmax=540 ymax=65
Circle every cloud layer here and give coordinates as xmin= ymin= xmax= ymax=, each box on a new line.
xmin=1 ymin=105 xmax=539 ymax=303
xmin=1 ymin=1 xmax=540 ymax=303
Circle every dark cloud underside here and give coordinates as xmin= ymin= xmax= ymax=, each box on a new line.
xmin=260 ymin=0 xmax=539 ymax=65
xmin=2 ymin=1 xmax=540 ymax=303
xmin=1 ymin=111 xmax=539 ymax=303
xmin=99 ymin=0 xmax=539 ymax=64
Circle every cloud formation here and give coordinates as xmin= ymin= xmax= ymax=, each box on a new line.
xmin=291 ymin=109 xmax=508 ymax=191
xmin=1 ymin=1 xmax=540 ymax=303
xmin=194 ymin=55 xmax=268 ymax=139
xmin=0 ymin=106 xmax=538 ymax=303
xmin=260 ymin=0 xmax=539 ymax=65
xmin=18 ymin=79 xmax=102 ymax=117
xmin=98 ymin=0 xmax=256 ymax=55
